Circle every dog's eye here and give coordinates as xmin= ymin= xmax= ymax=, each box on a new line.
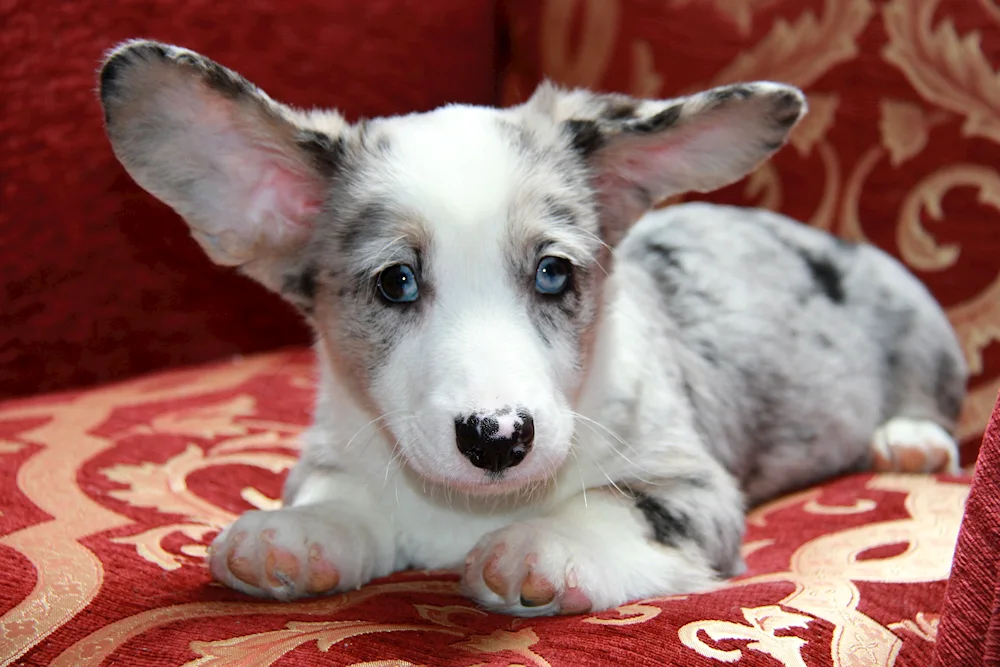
xmin=377 ymin=264 xmax=419 ymax=303
xmin=535 ymin=256 xmax=572 ymax=295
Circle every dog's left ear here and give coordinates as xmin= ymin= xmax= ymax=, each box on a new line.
xmin=529 ymin=82 xmax=806 ymax=245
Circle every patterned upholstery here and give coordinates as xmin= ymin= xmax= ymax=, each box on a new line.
xmin=4 ymin=0 xmax=999 ymax=664
xmin=0 ymin=350 xmax=976 ymax=665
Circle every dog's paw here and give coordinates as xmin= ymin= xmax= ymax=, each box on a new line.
xmin=461 ymin=522 xmax=601 ymax=617
xmin=871 ymin=417 xmax=959 ymax=475
xmin=208 ymin=507 xmax=375 ymax=600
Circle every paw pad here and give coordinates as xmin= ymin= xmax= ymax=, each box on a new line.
xmin=465 ymin=540 xmax=593 ymax=616
xmin=211 ymin=523 xmax=342 ymax=599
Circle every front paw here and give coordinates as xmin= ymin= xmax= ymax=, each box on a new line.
xmin=461 ymin=522 xmax=599 ymax=617
xmin=208 ymin=506 xmax=382 ymax=601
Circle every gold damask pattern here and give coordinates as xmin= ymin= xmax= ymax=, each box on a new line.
xmin=504 ymin=0 xmax=1000 ymax=452
xmin=0 ymin=351 xmax=972 ymax=665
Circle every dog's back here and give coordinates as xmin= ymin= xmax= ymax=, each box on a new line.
xmin=618 ymin=202 xmax=967 ymax=503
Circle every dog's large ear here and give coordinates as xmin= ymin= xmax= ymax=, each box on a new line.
xmin=530 ymin=82 xmax=806 ymax=245
xmin=99 ymin=40 xmax=345 ymax=292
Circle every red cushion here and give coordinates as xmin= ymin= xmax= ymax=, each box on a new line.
xmin=498 ymin=0 xmax=1000 ymax=462
xmin=1 ymin=0 xmax=498 ymax=399
xmin=0 ymin=350 xmax=971 ymax=665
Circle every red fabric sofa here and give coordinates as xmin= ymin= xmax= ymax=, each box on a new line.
xmin=2 ymin=0 xmax=999 ymax=664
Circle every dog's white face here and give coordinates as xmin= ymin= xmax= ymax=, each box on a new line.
xmin=341 ymin=107 xmax=599 ymax=492
xmin=100 ymin=41 xmax=805 ymax=494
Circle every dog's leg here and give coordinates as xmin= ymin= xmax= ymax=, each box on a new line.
xmin=461 ymin=470 xmax=744 ymax=616
xmin=208 ymin=467 xmax=396 ymax=600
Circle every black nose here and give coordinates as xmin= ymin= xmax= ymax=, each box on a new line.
xmin=455 ymin=409 xmax=535 ymax=473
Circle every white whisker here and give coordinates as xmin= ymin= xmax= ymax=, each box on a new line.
xmin=567 ymin=442 xmax=588 ymax=508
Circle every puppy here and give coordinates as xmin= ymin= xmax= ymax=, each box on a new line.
xmin=98 ymin=40 xmax=967 ymax=617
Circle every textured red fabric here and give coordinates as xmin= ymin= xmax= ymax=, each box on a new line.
xmin=498 ymin=0 xmax=1000 ymax=463
xmin=933 ymin=391 xmax=1000 ymax=667
xmin=0 ymin=349 xmax=973 ymax=665
xmin=1 ymin=0 xmax=498 ymax=399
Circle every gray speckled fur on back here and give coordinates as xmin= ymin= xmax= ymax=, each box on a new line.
xmin=619 ymin=202 xmax=966 ymax=504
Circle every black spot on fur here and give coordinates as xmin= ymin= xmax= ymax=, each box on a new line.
xmin=934 ymin=351 xmax=965 ymax=421
xmin=631 ymin=491 xmax=695 ymax=547
xmin=282 ymin=264 xmax=318 ymax=313
xmin=565 ymin=119 xmax=604 ymax=156
xmin=709 ymin=85 xmax=753 ymax=104
xmin=603 ymin=98 xmax=639 ymax=120
xmin=297 ymin=130 xmax=345 ymax=177
xmin=629 ymin=104 xmax=682 ymax=134
xmin=646 ymin=241 xmax=685 ymax=270
xmin=800 ymin=252 xmax=845 ymax=303
xmin=196 ymin=58 xmax=253 ymax=99
xmin=297 ymin=267 xmax=317 ymax=300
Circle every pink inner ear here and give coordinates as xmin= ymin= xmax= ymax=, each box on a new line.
xmin=604 ymin=126 xmax=707 ymax=186
xmin=242 ymin=154 xmax=324 ymax=245
xmin=263 ymin=163 xmax=323 ymax=223
xmin=191 ymin=89 xmax=323 ymax=239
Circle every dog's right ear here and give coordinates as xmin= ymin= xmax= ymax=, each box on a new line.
xmin=526 ymin=81 xmax=805 ymax=247
xmin=99 ymin=40 xmax=345 ymax=292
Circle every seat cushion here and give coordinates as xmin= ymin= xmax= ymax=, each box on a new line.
xmin=0 ymin=350 xmax=970 ymax=665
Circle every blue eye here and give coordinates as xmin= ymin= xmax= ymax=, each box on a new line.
xmin=535 ymin=256 xmax=572 ymax=295
xmin=377 ymin=264 xmax=419 ymax=303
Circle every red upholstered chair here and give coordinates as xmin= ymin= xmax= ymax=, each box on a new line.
xmin=2 ymin=0 xmax=998 ymax=664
